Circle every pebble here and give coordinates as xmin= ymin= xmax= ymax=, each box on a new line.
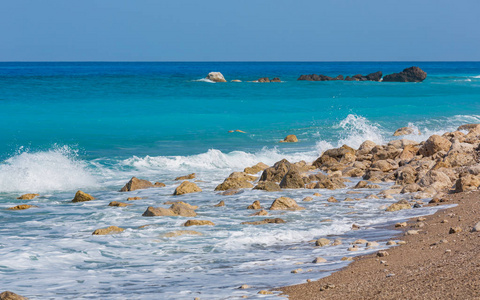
xmin=386 ymin=241 xmax=397 ymax=245
xmin=397 ymin=241 xmax=407 ymax=245
xmin=258 ymin=290 xmax=273 ymax=295
xmin=312 ymin=257 xmax=327 ymax=263
xmin=386 ymin=273 xmax=395 ymax=277
xmin=445 ymin=249 xmax=452 ymax=253
xmin=449 ymin=226 xmax=462 ymax=234
xmin=472 ymin=221 xmax=480 ymax=232
xmin=239 ymin=285 xmax=250 ymax=289
xmin=395 ymin=222 xmax=407 ymax=227
xmin=406 ymin=230 xmax=419 ymax=235
xmin=319 ymin=284 xmax=336 ymax=291
xmin=377 ymin=251 xmax=389 ymax=257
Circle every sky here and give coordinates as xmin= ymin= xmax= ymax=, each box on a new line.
xmin=1 ymin=0 xmax=479 ymax=61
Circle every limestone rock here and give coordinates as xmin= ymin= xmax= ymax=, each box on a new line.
xmin=175 ymin=173 xmax=196 ymax=181
xmin=244 ymin=162 xmax=269 ymax=174
xmin=418 ymin=170 xmax=452 ymax=191
xmin=280 ymin=134 xmax=298 ymax=143
xmin=184 ymin=220 xmax=215 ymax=227
xmin=108 ymin=201 xmax=132 ymax=207
xmin=227 ymin=172 xmax=257 ymax=182
xmin=17 ymin=193 xmax=39 ymax=200
xmin=253 ymin=181 xmax=281 ymax=192
xmin=119 ymin=177 xmax=154 ymax=192
xmin=353 ymin=239 xmax=368 ymax=244
xmin=250 ymin=209 xmax=269 ymax=216
xmin=72 ymin=190 xmax=95 ymax=202
xmin=386 ymin=200 xmax=411 ymax=212
xmin=247 ymin=200 xmax=261 ymax=209
xmin=419 ymin=135 xmax=452 ymax=157
xmin=279 ymin=169 xmax=305 ymax=189
xmin=327 ymin=196 xmax=338 ymax=203
xmin=454 ymin=174 xmax=480 ymax=193
xmin=0 ymin=291 xmax=27 ymax=300
xmin=174 ymin=181 xmax=202 ymax=195
xmin=214 ymin=200 xmax=225 ymax=207
xmin=313 ymin=145 xmax=356 ymax=167
xmin=127 ymin=197 xmax=145 ymax=201
xmin=312 ymin=257 xmax=327 ymax=263
xmin=449 ymin=226 xmax=462 ymax=234
xmin=382 ymin=66 xmax=427 ymax=82
xmin=142 ymin=202 xmax=197 ymax=217
xmin=163 ymin=201 xmax=198 ymax=210
xmin=142 ymin=206 xmax=176 ymax=217
xmin=260 ymin=159 xmax=296 ymax=182
xmin=92 ymin=226 xmax=124 ymax=235
xmin=315 ymin=238 xmax=331 ymax=247
xmin=393 ymin=127 xmax=416 ymax=136
xmin=315 ymin=178 xmax=346 ymax=190
xmin=241 ymin=218 xmax=285 ymax=225
xmin=357 ymin=140 xmax=377 ymax=155
xmin=161 ymin=230 xmax=203 ymax=238
xmin=206 ymin=72 xmax=226 ymax=82
xmin=154 ymin=182 xmax=166 ymax=187
xmin=377 ymin=251 xmax=389 ymax=257
xmin=8 ymin=204 xmax=35 ymax=210
xmin=269 ymin=197 xmax=304 ymax=210
xmin=303 ymin=196 xmax=313 ymax=202
xmin=215 ymin=177 xmax=253 ymax=191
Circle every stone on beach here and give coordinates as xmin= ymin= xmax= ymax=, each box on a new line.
xmin=17 ymin=193 xmax=39 ymax=200
xmin=173 ymin=181 xmax=202 ymax=195
xmin=386 ymin=200 xmax=412 ymax=212
xmin=269 ymin=197 xmax=304 ymax=210
xmin=72 ymin=190 xmax=95 ymax=202
xmin=184 ymin=220 xmax=215 ymax=227
xmin=119 ymin=177 xmax=154 ymax=192
xmin=175 ymin=173 xmax=196 ymax=181
xmin=419 ymin=135 xmax=452 ymax=157
xmin=206 ymin=72 xmax=226 ymax=82
xmin=280 ymin=134 xmax=298 ymax=143
xmin=92 ymin=226 xmax=124 ymax=235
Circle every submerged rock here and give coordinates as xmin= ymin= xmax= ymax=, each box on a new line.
xmin=247 ymin=200 xmax=261 ymax=209
xmin=161 ymin=230 xmax=203 ymax=238
xmin=8 ymin=204 xmax=35 ymax=210
xmin=241 ymin=218 xmax=285 ymax=225
xmin=269 ymin=197 xmax=304 ymax=210
xmin=383 ymin=66 xmax=427 ymax=82
xmin=108 ymin=201 xmax=132 ymax=207
xmin=175 ymin=173 xmax=196 ymax=181
xmin=183 ymin=220 xmax=215 ymax=227
xmin=214 ymin=200 xmax=225 ymax=207
xmin=119 ymin=177 xmax=154 ymax=192
xmin=92 ymin=226 xmax=124 ymax=235
xmin=173 ymin=181 xmax=202 ymax=195
xmin=253 ymin=181 xmax=281 ymax=192
xmin=72 ymin=190 xmax=95 ymax=202
xmin=17 ymin=193 xmax=39 ymax=200
xmin=206 ymin=72 xmax=226 ymax=82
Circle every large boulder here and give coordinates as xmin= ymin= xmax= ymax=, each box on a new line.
xmin=383 ymin=66 xmax=427 ymax=82
xmin=313 ymin=145 xmax=356 ymax=167
xmin=214 ymin=178 xmax=253 ymax=191
xmin=454 ymin=174 xmax=480 ymax=193
xmin=0 ymin=291 xmax=27 ymax=300
xmin=260 ymin=159 xmax=296 ymax=182
xmin=244 ymin=162 xmax=269 ymax=174
xmin=173 ymin=181 xmax=202 ymax=195
xmin=419 ymin=135 xmax=452 ymax=157
xmin=314 ymin=177 xmax=346 ymax=190
xmin=279 ymin=169 xmax=305 ymax=189
xmin=280 ymin=134 xmax=298 ymax=143
xmin=417 ymin=170 xmax=452 ymax=191
xmin=119 ymin=177 xmax=154 ymax=192
xmin=253 ymin=181 xmax=281 ymax=192
xmin=92 ymin=226 xmax=124 ymax=235
xmin=269 ymin=197 xmax=304 ymax=210
xmin=72 ymin=190 xmax=95 ymax=202
xmin=393 ymin=127 xmax=416 ymax=136
xmin=206 ymin=72 xmax=227 ymax=82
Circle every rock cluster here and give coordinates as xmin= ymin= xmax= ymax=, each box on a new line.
xmin=383 ymin=66 xmax=427 ymax=82
xmin=257 ymin=77 xmax=281 ymax=82
xmin=298 ymin=67 xmax=427 ymax=83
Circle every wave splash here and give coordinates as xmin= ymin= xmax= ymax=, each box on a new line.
xmin=0 ymin=146 xmax=98 ymax=193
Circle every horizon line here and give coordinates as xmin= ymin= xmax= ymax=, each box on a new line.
xmin=1 ymin=60 xmax=480 ymax=63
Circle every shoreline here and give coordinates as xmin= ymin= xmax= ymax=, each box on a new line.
xmin=276 ymin=190 xmax=480 ymax=299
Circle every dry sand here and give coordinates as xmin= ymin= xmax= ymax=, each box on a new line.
xmin=277 ymin=190 xmax=480 ymax=299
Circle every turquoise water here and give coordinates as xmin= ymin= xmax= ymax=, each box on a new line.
xmin=0 ymin=62 xmax=479 ymax=299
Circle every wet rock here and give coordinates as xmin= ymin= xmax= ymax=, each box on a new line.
xmin=327 ymin=196 xmax=338 ymax=203
xmin=161 ymin=230 xmax=203 ymax=238
xmin=127 ymin=197 xmax=145 ymax=201
xmin=72 ymin=190 xmax=95 ymax=202
xmin=214 ymin=200 xmax=225 ymax=207
xmin=163 ymin=201 xmax=198 ymax=210
xmin=341 ymin=257 xmax=353 ymax=261
xmin=0 ymin=291 xmax=27 ymax=300
xmin=8 ymin=204 xmax=35 ymax=210
xmin=253 ymin=181 xmax=281 ymax=192
xmin=393 ymin=127 xmax=416 ymax=136
xmin=247 ymin=200 xmax=261 ymax=209
xmin=244 ymin=162 xmax=269 ymax=174
xmin=221 ymin=189 xmax=241 ymax=196
xmin=357 ymin=140 xmax=377 ymax=155
xmin=120 ymin=177 xmax=154 ymax=192
xmin=227 ymin=172 xmax=257 ymax=182
xmin=206 ymin=72 xmax=226 ymax=82
xmin=382 ymin=66 xmax=427 ymax=82
xmin=175 ymin=173 xmax=196 ymax=181
xmin=315 ymin=238 xmax=331 ymax=247
xmin=303 ymin=197 xmax=313 ymax=202
xmin=419 ymin=135 xmax=452 ymax=157
xmin=401 ymin=183 xmax=422 ymax=193
xmin=215 ymin=178 xmax=253 ymax=191
xmin=353 ymin=239 xmax=368 ymax=244
xmin=258 ymin=290 xmax=273 ymax=295
xmin=315 ymin=177 xmax=346 ymax=190
xmin=92 ymin=226 xmax=124 ymax=235
xmin=313 ymin=145 xmax=356 ymax=167
xmin=348 ymin=246 xmax=359 ymax=251
xmin=142 ymin=203 xmax=197 ymax=217
xmin=386 ymin=200 xmax=411 ymax=212
xmin=250 ymin=209 xmax=269 ymax=216
xmin=241 ymin=218 xmax=285 ymax=225
xmin=260 ymin=159 xmax=296 ymax=182
xmin=280 ymin=134 xmax=298 ymax=143
xmin=154 ymin=182 xmax=166 ymax=187
xmin=297 ymin=74 xmax=343 ymax=81
xmin=17 ymin=193 xmax=39 ymax=200
xmin=366 ymin=241 xmax=379 ymax=247
xmin=371 ymin=160 xmax=396 ymax=172
xmin=386 ymin=241 xmax=397 ymax=245
xmin=342 ymin=167 xmax=365 ymax=177
xmin=269 ymin=197 xmax=304 ymax=210
xmin=174 ymin=181 xmax=202 ymax=195
xmin=312 ymin=257 xmax=327 ymax=263
xmin=184 ymin=220 xmax=215 ymax=227
xmin=332 ymin=239 xmax=342 ymax=246
xmin=108 ymin=201 xmax=132 ymax=207
xmin=279 ymin=169 xmax=305 ymax=189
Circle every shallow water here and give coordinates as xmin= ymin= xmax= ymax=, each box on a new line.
xmin=0 ymin=62 xmax=479 ymax=299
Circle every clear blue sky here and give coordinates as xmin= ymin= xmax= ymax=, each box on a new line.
xmin=1 ymin=0 xmax=479 ymax=61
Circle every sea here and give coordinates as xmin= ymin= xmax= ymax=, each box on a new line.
xmin=1 ymin=62 xmax=479 ymax=299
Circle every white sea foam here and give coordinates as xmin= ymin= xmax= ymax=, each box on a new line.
xmin=472 ymin=75 xmax=480 ymax=79
xmin=0 ymin=146 xmax=98 ymax=193
xmin=193 ymin=78 xmax=215 ymax=83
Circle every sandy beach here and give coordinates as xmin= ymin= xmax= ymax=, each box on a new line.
xmin=277 ymin=190 xmax=480 ymax=299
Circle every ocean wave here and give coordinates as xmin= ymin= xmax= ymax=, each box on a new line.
xmin=193 ymin=78 xmax=215 ymax=83
xmin=0 ymin=145 xmax=98 ymax=193
xmin=472 ymin=75 xmax=480 ymax=79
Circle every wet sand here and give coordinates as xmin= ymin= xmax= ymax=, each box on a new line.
xmin=277 ymin=190 xmax=480 ymax=299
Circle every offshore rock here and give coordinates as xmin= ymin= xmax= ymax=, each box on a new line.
xmin=260 ymin=159 xmax=296 ymax=182
xmin=119 ymin=177 xmax=154 ymax=192
xmin=175 ymin=173 xmax=196 ymax=181
xmin=92 ymin=226 xmax=124 ymax=235
xmin=8 ymin=204 xmax=35 ymax=210
xmin=383 ymin=66 xmax=427 ymax=82
xmin=241 ymin=218 xmax=285 ymax=225
xmin=174 ymin=181 xmax=202 ymax=195
xmin=244 ymin=162 xmax=269 ymax=174
xmin=279 ymin=169 xmax=305 ymax=189
xmin=0 ymin=291 xmax=27 ymax=300
xmin=269 ymin=197 xmax=304 ymax=210
xmin=214 ymin=177 xmax=253 ymax=191
xmin=161 ymin=230 xmax=203 ymax=238
xmin=297 ymin=74 xmax=343 ymax=81
xmin=183 ymin=220 xmax=215 ymax=227
xmin=206 ymin=72 xmax=226 ymax=82
xmin=142 ymin=202 xmax=197 ymax=217
xmin=393 ymin=127 xmax=416 ymax=136
xmin=72 ymin=190 xmax=95 ymax=202
xmin=17 ymin=193 xmax=39 ymax=200
xmin=280 ymin=134 xmax=298 ymax=143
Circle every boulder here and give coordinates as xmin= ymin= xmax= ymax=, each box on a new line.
xmin=357 ymin=140 xmax=377 ymax=155
xmin=365 ymin=71 xmax=382 ymax=81
xmin=327 ymin=196 xmax=338 ymax=203
xmin=161 ymin=230 xmax=203 ymax=238
xmin=214 ymin=177 xmax=253 ymax=191
xmin=253 ymin=181 xmax=281 ymax=191
xmin=419 ymin=135 xmax=452 ymax=157
xmin=315 ymin=238 xmax=331 ymax=247
xmin=315 ymin=177 xmax=346 ymax=190
xmin=386 ymin=200 xmax=412 ymax=212
xmin=398 ymin=144 xmax=420 ymax=160
xmin=175 ymin=173 xmax=196 ymax=181
xmin=92 ymin=226 xmax=124 ymax=235
xmin=312 ymin=257 xmax=327 ymax=263
xmin=297 ymin=74 xmax=343 ymax=81
xmin=244 ymin=162 xmax=269 ymax=174
xmin=454 ymin=174 xmax=480 ymax=193
xmin=154 ymin=182 xmax=166 ymax=187
xmin=250 ymin=209 xmax=269 ymax=216
xmin=8 ymin=204 xmax=35 ymax=210
xmin=206 ymin=72 xmax=227 ymax=82
xmin=313 ymin=145 xmax=355 ymax=167
xmin=393 ymin=127 xmax=416 ymax=136
xmin=401 ymin=183 xmax=422 ymax=193
xmin=260 ymin=159 xmax=296 ymax=182
xmin=184 ymin=220 xmax=215 ymax=227
xmin=270 ymin=77 xmax=281 ymax=82
xmin=371 ymin=160 xmax=396 ymax=172
xmin=142 ymin=202 xmax=197 ymax=217
xmin=247 ymin=200 xmax=261 ymax=209
xmin=241 ymin=218 xmax=285 ymax=225
xmin=127 ymin=196 xmax=145 ymax=201
xmin=163 ymin=201 xmax=198 ymax=210
xmin=0 ymin=291 xmax=27 ymax=300
xmin=173 ymin=181 xmax=202 ymax=195
xmin=17 ymin=193 xmax=39 ymax=200
xmin=382 ymin=66 xmax=427 ymax=82
xmin=280 ymin=134 xmax=298 ymax=143
xmin=417 ymin=170 xmax=452 ymax=191
xmin=342 ymin=167 xmax=365 ymax=177
xmin=257 ymin=77 xmax=270 ymax=82
xmin=226 ymin=172 xmax=257 ymax=182
xmin=269 ymin=197 xmax=304 ymax=210
xmin=119 ymin=177 xmax=154 ymax=192
xmin=279 ymin=169 xmax=305 ymax=189
xmin=108 ymin=201 xmax=132 ymax=207
xmin=72 ymin=190 xmax=95 ymax=202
